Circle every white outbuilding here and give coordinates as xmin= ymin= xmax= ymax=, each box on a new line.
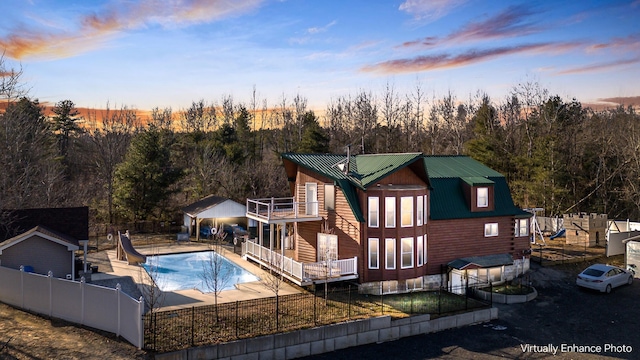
xmin=182 ymin=195 xmax=247 ymax=241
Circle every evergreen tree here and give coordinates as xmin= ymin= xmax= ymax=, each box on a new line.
xmin=113 ymin=125 xmax=183 ymax=222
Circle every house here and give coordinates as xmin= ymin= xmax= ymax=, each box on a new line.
xmin=0 ymin=207 xmax=90 ymax=281
xmin=243 ymin=153 xmax=531 ymax=294
xmin=0 ymin=225 xmax=87 ymax=280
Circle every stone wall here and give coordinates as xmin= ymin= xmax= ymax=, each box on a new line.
xmin=155 ymin=307 xmax=498 ymax=360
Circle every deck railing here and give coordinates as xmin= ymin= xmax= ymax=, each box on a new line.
xmin=246 ymin=197 xmax=319 ymax=222
xmin=243 ymin=241 xmax=357 ymax=285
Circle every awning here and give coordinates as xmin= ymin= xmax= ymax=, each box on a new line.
xmin=448 ymin=253 xmax=513 ymax=270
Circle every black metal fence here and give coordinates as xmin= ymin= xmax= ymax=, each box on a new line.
xmin=143 ymin=285 xmax=490 ymax=353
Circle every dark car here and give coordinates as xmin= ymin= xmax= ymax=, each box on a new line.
xmin=221 ymin=224 xmax=248 ymax=245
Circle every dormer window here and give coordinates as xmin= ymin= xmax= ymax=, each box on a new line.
xmin=461 ymin=177 xmax=494 ymax=212
xmin=477 ymin=187 xmax=489 ymax=208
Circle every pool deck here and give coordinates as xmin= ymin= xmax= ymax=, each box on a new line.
xmin=87 ymin=241 xmax=301 ymax=311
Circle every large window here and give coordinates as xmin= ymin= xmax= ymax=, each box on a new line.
xmin=423 ymin=234 xmax=428 ymax=262
xmin=424 ymin=195 xmax=428 ymax=224
xmin=484 ymin=223 xmax=499 ymax=237
xmin=477 ymin=187 xmax=489 ymax=208
xmin=368 ymin=197 xmax=379 ymax=228
xmin=385 ymin=197 xmax=396 ymax=228
xmin=317 ymin=233 xmax=338 ymax=261
xmin=306 ymin=182 xmax=318 ymax=215
xmin=417 ymin=235 xmax=424 ymax=266
xmin=401 ymin=196 xmax=413 ymax=227
xmin=368 ymin=238 xmax=379 ymax=269
xmin=324 ymin=184 xmax=335 ymax=211
xmin=515 ymin=219 xmax=528 ymax=237
xmin=401 ymin=237 xmax=414 ymax=268
xmin=417 ymin=196 xmax=423 ymax=226
xmin=385 ymin=238 xmax=396 ymax=269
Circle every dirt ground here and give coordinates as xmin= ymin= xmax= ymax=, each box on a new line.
xmin=0 ymin=302 xmax=149 ymax=360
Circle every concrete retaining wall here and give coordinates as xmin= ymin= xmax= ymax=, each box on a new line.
xmin=155 ymin=307 xmax=498 ymax=360
xmin=474 ymin=287 xmax=537 ymax=304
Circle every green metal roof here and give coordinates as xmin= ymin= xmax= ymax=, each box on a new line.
xmin=424 ymin=156 xmax=529 ymax=220
xmin=423 ymin=155 xmax=503 ymax=178
xmin=281 ymin=153 xmax=428 ymax=222
xmin=448 ymin=253 xmax=514 ymax=270
xmin=281 ymin=153 xmax=528 ymax=223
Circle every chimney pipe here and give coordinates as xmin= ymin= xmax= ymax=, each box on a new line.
xmin=344 ymin=144 xmax=351 ymax=175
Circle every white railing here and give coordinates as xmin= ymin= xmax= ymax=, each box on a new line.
xmin=0 ymin=266 xmax=143 ymax=349
xmin=246 ymin=197 xmax=319 ymax=221
xmin=243 ymin=241 xmax=357 ymax=285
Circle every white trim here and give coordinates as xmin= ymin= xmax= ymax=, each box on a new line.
xmin=484 ymin=223 xmax=499 ymax=237
xmin=385 ymin=197 xmax=396 ymax=228
xmin=477 ymin=187 xmax=489 ymax=208
xmin=401 ymin=196 xmax=414 ymax=227
xmin=0 ymin=231 xmax=79 ymax=254
xmin=368 ymin=197 xmax=379 ymax=228
xmin=401 ymin=237 xmax=414 ymax=269
xmin=385 ymin=238 xmax=396 ymax=270
xmin=368 ymin=238 xmax=379 ymax=269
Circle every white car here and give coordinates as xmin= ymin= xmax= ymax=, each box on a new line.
xmin=576 ymin=264 xmax=633 ymax=293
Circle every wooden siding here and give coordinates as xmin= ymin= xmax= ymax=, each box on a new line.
xmin=426 ymin=216 xmax=528 ymax=274
xmin=291 ymin=167 xmax=362 ymax=265
xmin=0 ymin=235 xmax=72 ymax=278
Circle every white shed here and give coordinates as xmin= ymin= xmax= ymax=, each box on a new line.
xmin=182 ymin=195 xmax=247 ymax=240
xmin=624 ymin=235 xmax=640 ymax=278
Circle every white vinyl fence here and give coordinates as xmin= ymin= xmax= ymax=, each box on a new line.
xmin=0 ymin=266 xmax=143 ymax=348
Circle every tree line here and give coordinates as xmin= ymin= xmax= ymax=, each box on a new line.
xmin=1 ymin=55 xmax=639 ymax=225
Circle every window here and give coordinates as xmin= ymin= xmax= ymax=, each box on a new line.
xmin=324 ymin=184 xmax=335 ymax=211
xmin=385 ymin=197 xmax=396 ymax=228
xmin=423 ymin=234 xmax=428 ymax=263
xmin=477 ymin=187 xmax=488 ymax=208
xmin=401 ymin=196 xmax=413 ymax=227
xmin=368 ymin=197 xmax=379 ymax=228
xmin=368 ymin=238 xmax=379 ymax=269
xmin=317 ymin=233 xmax=338 ymax=261
xmin=489 ymin=267 xmax=502 ymax=282
xmin=515 ymin=219 xmax=528 ymax=237
xmin=417 ymin=196 xmax=423 ymax=226
xmin=424 ymin=195 xmax=428 ymax=224
xmin=417 ymin=235 xmax=424 ymax=266
xmin=305 ymin=183 xmax=318 ymax=215
xmin=385 ymin=238 xmax=396 ymax=269
xmin=401 ymin=237 xmax=414 ymax=268
xmin=484 ymin=223 xmax=498 ymax=237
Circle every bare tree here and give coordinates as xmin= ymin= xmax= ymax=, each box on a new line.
xmin=200 ymin=231 xmax=232 ymax=321
xmin=86 ymin=104 xmax=136 ymax=223
xmin=0 ymin=52 xmax=27 ymax=105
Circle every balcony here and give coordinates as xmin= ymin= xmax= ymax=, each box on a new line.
xmin=243 ymin=240 xmax=358 ymax=286
xmin=246 ymin=197 xmax=322 ymax=224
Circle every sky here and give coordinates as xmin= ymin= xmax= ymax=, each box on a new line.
xmin=0 ymin=0 xmax=639 ymax=112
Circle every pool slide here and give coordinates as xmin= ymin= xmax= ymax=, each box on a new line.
xmin=117 ymin=231 xmax=147 ymax=265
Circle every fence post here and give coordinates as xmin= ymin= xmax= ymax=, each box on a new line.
xmin=48 ymin=271 xmax=53 ymax=318
xmin=235 ymin=301 xmax=239 ymax=339
xmin=191 ymin=306 xmax=195 ymax=347
xmin=348 ymin=285 xmax=351 ymax=319
xmin=80 ymin=277 xmax=85 ymax=325
xmin=138 ymin=296 xmax=144 ymax=350
xmin=20 ymin=265 xmax=24 ymax=308
xmin=438 ymin=287 xmax=441 ymax=315
xmin=313 ymin=290 xmax=317 ymax=325
xmin=116 ymin=284 xmax=122 ymax=338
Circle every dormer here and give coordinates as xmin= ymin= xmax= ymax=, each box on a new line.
xmin=461 ymin=177 xmax=494 ymax=212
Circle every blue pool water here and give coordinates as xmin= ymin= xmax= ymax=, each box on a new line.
xmin=142 ymin=251 xmax=260 ymax=292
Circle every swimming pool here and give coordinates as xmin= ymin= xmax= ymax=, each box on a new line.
xmin=142 ymin=251 xmax=260 ymax=292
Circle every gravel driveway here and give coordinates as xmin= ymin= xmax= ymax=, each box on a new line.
xmin=304 ymin=259 xmax=639 ymax=360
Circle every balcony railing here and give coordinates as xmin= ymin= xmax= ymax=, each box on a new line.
xmin=243 ymin=240 xmax=358 ymax=286
xmin=246 ymin=197 xmax=320 ymax=223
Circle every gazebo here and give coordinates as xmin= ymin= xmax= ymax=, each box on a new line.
xmin=182 ymin=195 xmax=247 ymax=241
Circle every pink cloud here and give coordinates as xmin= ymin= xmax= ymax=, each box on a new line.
xmin=0 ymin=0 xmax=263 ymax=60
xmin=363 ymin=42 xmax=579 ymax=74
